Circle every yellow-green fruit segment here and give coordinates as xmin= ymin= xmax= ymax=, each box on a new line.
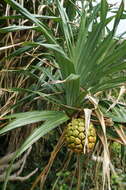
xmin=65 ymin=118 xmax=96 ymax=153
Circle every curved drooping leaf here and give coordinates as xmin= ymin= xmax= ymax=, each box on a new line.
xmin=16 ymin=116 xmax=69 ymax=157
xmin=24 ymin=41 xmax=68 ymax=58
xmin=0 ymin=111 xmax=69 ymax=135
xmin=2 ymin=112 xmax=69 ymax=190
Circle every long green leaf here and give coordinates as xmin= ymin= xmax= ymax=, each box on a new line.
xmin=6 ymin=46 xmax=34 ymax=58
xmin=113 ymin=0 xmax=124 ymax=34
xmin=0 ymin=14 xmax=60 ymax=21
xmin=74 ymin=12 xmax=87 ymax=69
xmin=100 ymin=0 xmax=108 ymax=23
xmin=57 ymin=0 xmax=73 ymax=56
xmin=0 ymin=111 xmax=67 ymax=135
xmin=24 ymin=41 xmax=68 ymax=58
xmin=16 ymin=114 xmax=69 ymax=157
xmin=0 ymin=25 xmax=39 ymax=33
xmin=2 ymin=112 xmax=69 ymax=190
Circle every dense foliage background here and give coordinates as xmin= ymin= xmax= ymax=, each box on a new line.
xmin=1 ymin=0 xmax=126 ymax=190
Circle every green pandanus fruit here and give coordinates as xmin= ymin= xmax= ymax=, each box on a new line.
xmin=65 ymin=118 xmax=96 ymax=153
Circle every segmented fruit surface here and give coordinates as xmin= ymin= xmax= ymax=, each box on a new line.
xmin=65 ymin=118 xmax=96 ymax=153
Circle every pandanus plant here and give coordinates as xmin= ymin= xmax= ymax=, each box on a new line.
xmin=1 ymin=0 xmax=126 ymax=189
